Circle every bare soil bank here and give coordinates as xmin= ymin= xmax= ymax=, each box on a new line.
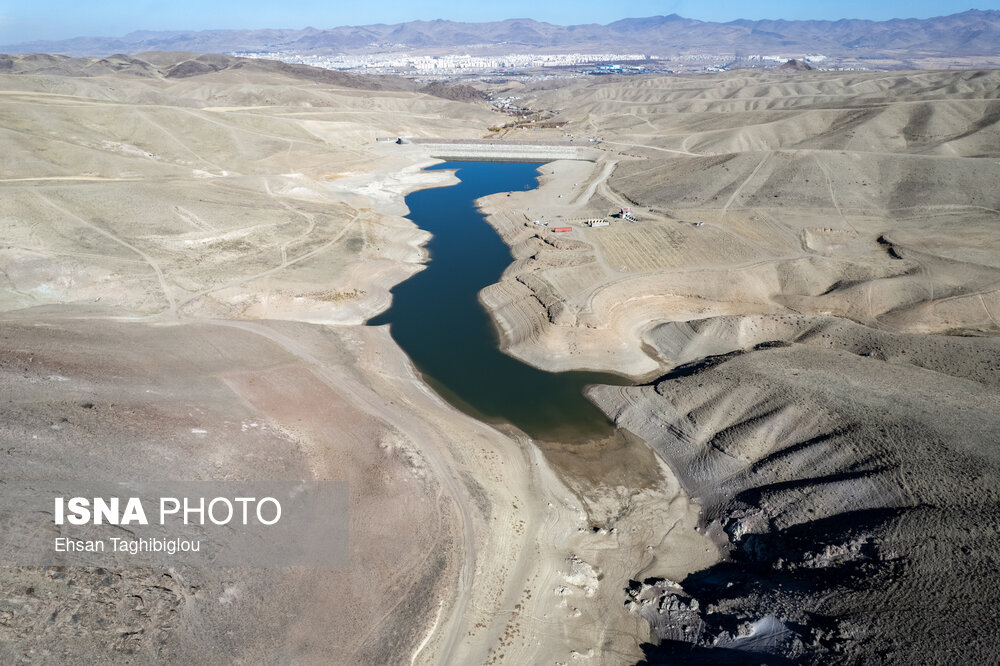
xmin=471 ymin=68 xmax=1000 ymax=663
xmin=0 ymin=52 xmax=709 ymax=665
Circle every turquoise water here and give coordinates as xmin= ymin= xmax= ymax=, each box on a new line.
xmin=368 ymin=161 xmax=628 ymax=442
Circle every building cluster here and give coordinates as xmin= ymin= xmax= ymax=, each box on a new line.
xmin=231 ymin=50 xmax=848 ymax=80
xmin=530 ymin=207 xmax=641 ymax=233
xmin=489 ymin=95 xmax=532 ymax=114
xmin=744 ymin=54 xmax=828 ymax=63
xmin=233 ymin=51 xmax=649 ymax=75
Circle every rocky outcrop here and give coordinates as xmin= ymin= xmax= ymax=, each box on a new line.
xmin=778 ymin=58 xmax=813 ymax=71
xmin=592 ymin=314 xmax=1000 ymax=664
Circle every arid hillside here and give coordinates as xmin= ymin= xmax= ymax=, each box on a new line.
xmin=0 ymin=52 xmax=492 ymax=323
xmin=482 ymin=69 xmax=1000 ymax=376
xmin=476 ymin=69 xmax=1000 ymax=663
xmin=0 ymin=52 xmax=571 ymax=665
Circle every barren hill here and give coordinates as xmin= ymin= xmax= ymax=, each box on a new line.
xmin=473 ymin=67 xmax=1000 ymax=663
xmin=0 ymin=51 xmax=517 ymax=665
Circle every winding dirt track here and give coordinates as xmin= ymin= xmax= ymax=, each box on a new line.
xmin=34 ymin=190 xmax=178 ymax=314
xmin=173 ymin=212 xmax=360 ymax=316
xmin=203 ymin=319 xmax=479 ymax=665
xmin=722 ymin=152 xmax=769 ymax=217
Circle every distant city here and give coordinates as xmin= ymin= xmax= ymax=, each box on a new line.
xmin=232 ymin=50 xmax=840 ymax=81
xmin=4 ymin=11 xmax=995 ymax=72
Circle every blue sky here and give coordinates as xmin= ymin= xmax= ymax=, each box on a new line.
xmin=1 ymin=1 xmax=996 ymax=44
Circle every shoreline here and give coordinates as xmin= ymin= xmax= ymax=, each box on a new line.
xmin=473 ymin=156 xmax=674 ymax=380
xmin=371 ymin=153 xmax=719 ymax=663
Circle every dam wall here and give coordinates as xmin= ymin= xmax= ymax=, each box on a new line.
xmin=397 ymin=138 xmax=595 ymax=162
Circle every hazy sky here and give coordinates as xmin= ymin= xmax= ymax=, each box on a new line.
xmin=1 ymin=1 xmax=996 ymax=44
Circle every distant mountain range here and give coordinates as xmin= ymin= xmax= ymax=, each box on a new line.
xmin=3 ymin=10 xmax=999 ymax=60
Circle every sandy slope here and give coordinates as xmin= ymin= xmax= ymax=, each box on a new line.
xmin=478 ymin=70 xmax=1000 ymax=381
xmin=0 ymin=52 xmax=719 ymax=666
xmin=1 ymin=53 xmax=687 ymax=666
xmin=472 ymin=69 xmax=1000 ymax=663
xmin=0 ymin=54 xmax=489 ymax=663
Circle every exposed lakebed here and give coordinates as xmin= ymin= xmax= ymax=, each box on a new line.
xmin=369 ymin=161 xmax=629 ymax=441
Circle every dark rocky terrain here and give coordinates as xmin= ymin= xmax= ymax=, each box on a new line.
xmin=593 ymin=316 xmax=1000 ymax=664
xmin=778 ymin=58 xmax=813 ymax=71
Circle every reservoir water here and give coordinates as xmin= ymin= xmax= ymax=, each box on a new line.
xmin=369 ymin=161 xmax=629 ymax=442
